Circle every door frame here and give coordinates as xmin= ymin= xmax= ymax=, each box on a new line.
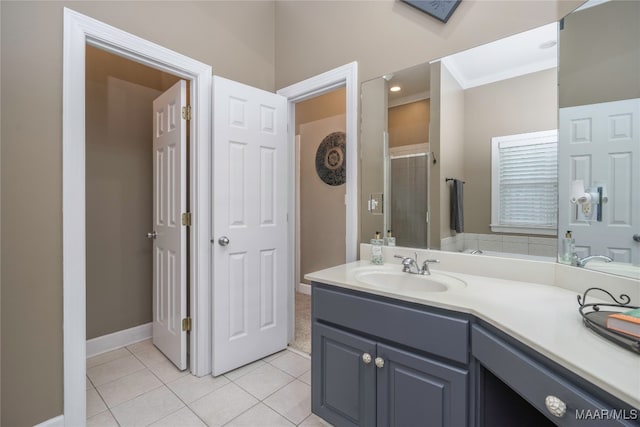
xmin=63 ymin=8 xmax=212 ymax=425
xmin=277 ymin=62 xmax=359 ymax=341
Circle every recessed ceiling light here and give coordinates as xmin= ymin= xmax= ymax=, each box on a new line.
xmin=539 ymin=40 xmax=557 ymax=49
xmin=390 ymin=86 xmax=401 ymax=92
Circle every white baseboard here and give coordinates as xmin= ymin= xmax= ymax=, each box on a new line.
xmin=296 ymin=282 xmax=311 ymax=295
xmin=34 ymin=414 xmax=64 ymax=427
xmin=86 ymin=322 xmax=152 ymax=358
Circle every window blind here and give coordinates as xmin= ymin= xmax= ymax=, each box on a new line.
xmin=491 ymin=131 xmax=558 ymax=234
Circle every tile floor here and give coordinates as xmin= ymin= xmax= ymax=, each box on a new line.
xmin=86 ymin=340 xmax=331 ymax=426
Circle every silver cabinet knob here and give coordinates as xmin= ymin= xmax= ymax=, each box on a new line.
xmin=374 ymin=357 xmax=385 ymax=369
xmin=218 ymin=236 xmax=230 ymax=246
xmin=146 ymin=231 xmax=157 ymax=239
xmin=633 ymin=234 xmax=640 ymax=243
xmin=362 ymin=353 xmax=372 ymax=364
xmin=545 ymin=395 xmax=567 ymax=418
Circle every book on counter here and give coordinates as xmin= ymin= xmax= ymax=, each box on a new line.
xmin=606 ymin=308 xmax=640 ymax=339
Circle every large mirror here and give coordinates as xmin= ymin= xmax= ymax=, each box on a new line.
xmin=360 ymin=0 xmax=640 ymax=280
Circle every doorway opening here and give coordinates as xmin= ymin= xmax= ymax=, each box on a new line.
xmin=63 ymin=9 xmax=212 ymax=424
xmin=291 ymin=88 xmax=347 ymax=354
xmin=84 ymin=43 xmax=190 ymax=357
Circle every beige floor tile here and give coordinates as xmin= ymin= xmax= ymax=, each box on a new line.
xmin=133 ymin=345 xmax=172 ymax=368
xmin=223 ymin=359 xmax=267 ymax=381
xmin=167 ymin=372 xmax=230 ymax=403
xmin=126 ymin=338 xmax=155 ymax=354
xmin=297 ymin=369 xmax=311 ymax=386
xmin=87 ymin=376 xmax=95 ymax=390
xmin=234 ymin=364 xmax=295 ymax=400
xmin=189 ymin=382 xmax=258 ymax=426
xmin=262 ymin=349 xmax=288 ymax=363
xmin=299 ymin=413 xmax=334 ymax=427
xmin=87 ymin=347 xmax=132 ymax=369
xmin=87 ymin=410 xmax=119 ymax=427
xmin=147 ymin=357 xmax=189 ymax=383
xmin=225 ymin=403 xmax=295 ymax=427
xmin=263 ymin=380 xmax=311 ymax=425
xmin=87 ymin=354 xmax=145 ymax=386
xmin=268 ymin=351 xmax=310 ymax=377
xmin=97 ymin=368 xmax=163 ymax=408
xmin=111 ymin=386 xmax=184 ymax=426
xmin=149 ymin=407 xmax=207 ymax=427
xmin=87 ymin=388 xmax=107 ymax=418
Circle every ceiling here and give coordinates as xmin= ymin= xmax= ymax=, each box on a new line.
xmin=385 ymin=21 xmax=559 ymax=105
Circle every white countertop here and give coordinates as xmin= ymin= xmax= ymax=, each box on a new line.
xmin=305 ymin=259 xmax=640 ymax=409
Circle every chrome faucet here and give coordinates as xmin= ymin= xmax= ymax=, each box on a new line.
xmin=394 ymin=252 xmax=440 ymax=275
xmin=573 ymin=254 xmax=613 ymax=268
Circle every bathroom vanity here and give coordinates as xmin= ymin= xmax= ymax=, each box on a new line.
xmin=307 ymin=255 xmax=640 ymax=426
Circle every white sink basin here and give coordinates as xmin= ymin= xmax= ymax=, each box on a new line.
xmin=354 ymin=268 xmax=467 ymax=293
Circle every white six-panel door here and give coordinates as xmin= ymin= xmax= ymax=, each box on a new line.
xmin=559 ymin=98 xmax=640 ymax=264
xmin=152 ymin=80 xmax=188 ymax=370
xmin=212 ymin=76 xmax=288 ymax=375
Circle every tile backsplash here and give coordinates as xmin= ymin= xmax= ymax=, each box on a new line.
xmin=441 ymin=233 xmax=557 ymax=258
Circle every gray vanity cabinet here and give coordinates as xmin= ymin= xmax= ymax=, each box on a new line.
xmin=312 ymin=283 xmax=470 ymax=427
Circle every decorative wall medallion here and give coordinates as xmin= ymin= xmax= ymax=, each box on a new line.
xmin=315 ymin=131 xmax=346 ymax=186
xmin=401 ymin=0 xmax=462 ymax=23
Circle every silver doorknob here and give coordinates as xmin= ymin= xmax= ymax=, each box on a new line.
xmin=633 ymin=234 xmax=640 ymax=242
xmin=544 ymin=395 xmax=567 ymax=418
xmin=362 ymin=353 xmax=372 ymax=364
xmin=218 ymin=236 xmax=230 ymax=246
xmin=146 ymin=231 xmax=157 ymax=239
xmin=374 ymin=357 xmax=385 ymax=369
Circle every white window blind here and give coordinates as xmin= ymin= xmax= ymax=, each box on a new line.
xmin=491 ymin=130 xmax=558 ymax=235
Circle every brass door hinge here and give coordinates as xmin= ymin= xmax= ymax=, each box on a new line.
xmin=182 ymin=317 xmax=192 ymax=332
xmin=182 ymin=105 xmax=192 ymax=121
xmin=182 ymin=212 xmax=192 ymax=227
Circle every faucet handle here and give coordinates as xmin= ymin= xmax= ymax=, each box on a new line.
xmin=423 ymin=259 xmax=440 ymax=264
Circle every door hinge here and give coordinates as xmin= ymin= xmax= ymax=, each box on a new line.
xmin=182 ymin=317 xmax=192 ymax=332
xmin=182 ymin=105 xmax=192 ymax=121
xmin=182 ymin=212 xmax=192 ymax=227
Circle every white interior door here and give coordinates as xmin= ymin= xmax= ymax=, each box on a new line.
xmin=151 ymin=80 xmax=187 ymax=370
xmin=212 ymin=76 xmax=288 ymax=375
xmin=559 ymin=98 xmax=640 ymax=264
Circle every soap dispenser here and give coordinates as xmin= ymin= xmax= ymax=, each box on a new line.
xmin=385 ymin=229 xmax=396 ymax=247
xmin=370 ymin=231 xmax=384 ymax=265
xmin=560 ymin=230 xmax=575 ymax=264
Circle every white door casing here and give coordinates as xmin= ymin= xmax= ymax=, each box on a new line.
xmin=152 ymin=80 xmax=188 ymax=370
xmin=212 ymin=76 xmax=288 ymax=375
xmin=559 ymin=98 xmax=640 ymax=264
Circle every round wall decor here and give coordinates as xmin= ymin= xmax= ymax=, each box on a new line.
xmin=315 ymin=131 xmax=346 ymax=186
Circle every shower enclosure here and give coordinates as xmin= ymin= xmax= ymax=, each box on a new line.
xmin=385 ymin=144 xmax=430 ymax=248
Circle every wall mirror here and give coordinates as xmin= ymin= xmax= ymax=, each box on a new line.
xmin=360 ymin=0 xmax=640 ymax=280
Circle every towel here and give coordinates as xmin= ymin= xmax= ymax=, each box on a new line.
xmin=450 ymin=179 xmax=464 ymax=233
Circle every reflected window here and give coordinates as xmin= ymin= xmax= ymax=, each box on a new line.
xmin=491 ymin=130 xmax=558 ymax=235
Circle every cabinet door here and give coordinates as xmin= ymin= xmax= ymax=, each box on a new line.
xmin=312 ymin=322 xmax=377 ymax=427
xmin=377 ymin=344 xmax=469 ymax=427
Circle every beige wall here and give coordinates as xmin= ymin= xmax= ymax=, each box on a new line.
xmin=298 ymin=114 xmax=347 ymax=284
xmin=388 ymin=99 xmax=430 ymax=148
xmin=0 ymin=2 xmax=275 ymax=425
xmin=274 ymin=0 xmax=582 ymax=89
xmin=437 ymin=62 xmax=465 ymax=242
xmin=360 ymin=77 xmax=387 ymax=243
xmin=295 ymin=87 xmax=346 ymax=133
xmin=559 ymin=0 xmax=640 ymax=108
xmin=463 ymin=69 xmax=558 ymax=234
xmin=86 ymin=47 xmax=179 ymax=339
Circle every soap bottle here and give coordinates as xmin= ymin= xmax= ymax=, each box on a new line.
xmin=370 ymin=231 xmax=384 ymax=265
xmin=560 ymin=230 xmax=575 ymax=264
xmin=385 ymin=229 xmax=396 ymax=247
